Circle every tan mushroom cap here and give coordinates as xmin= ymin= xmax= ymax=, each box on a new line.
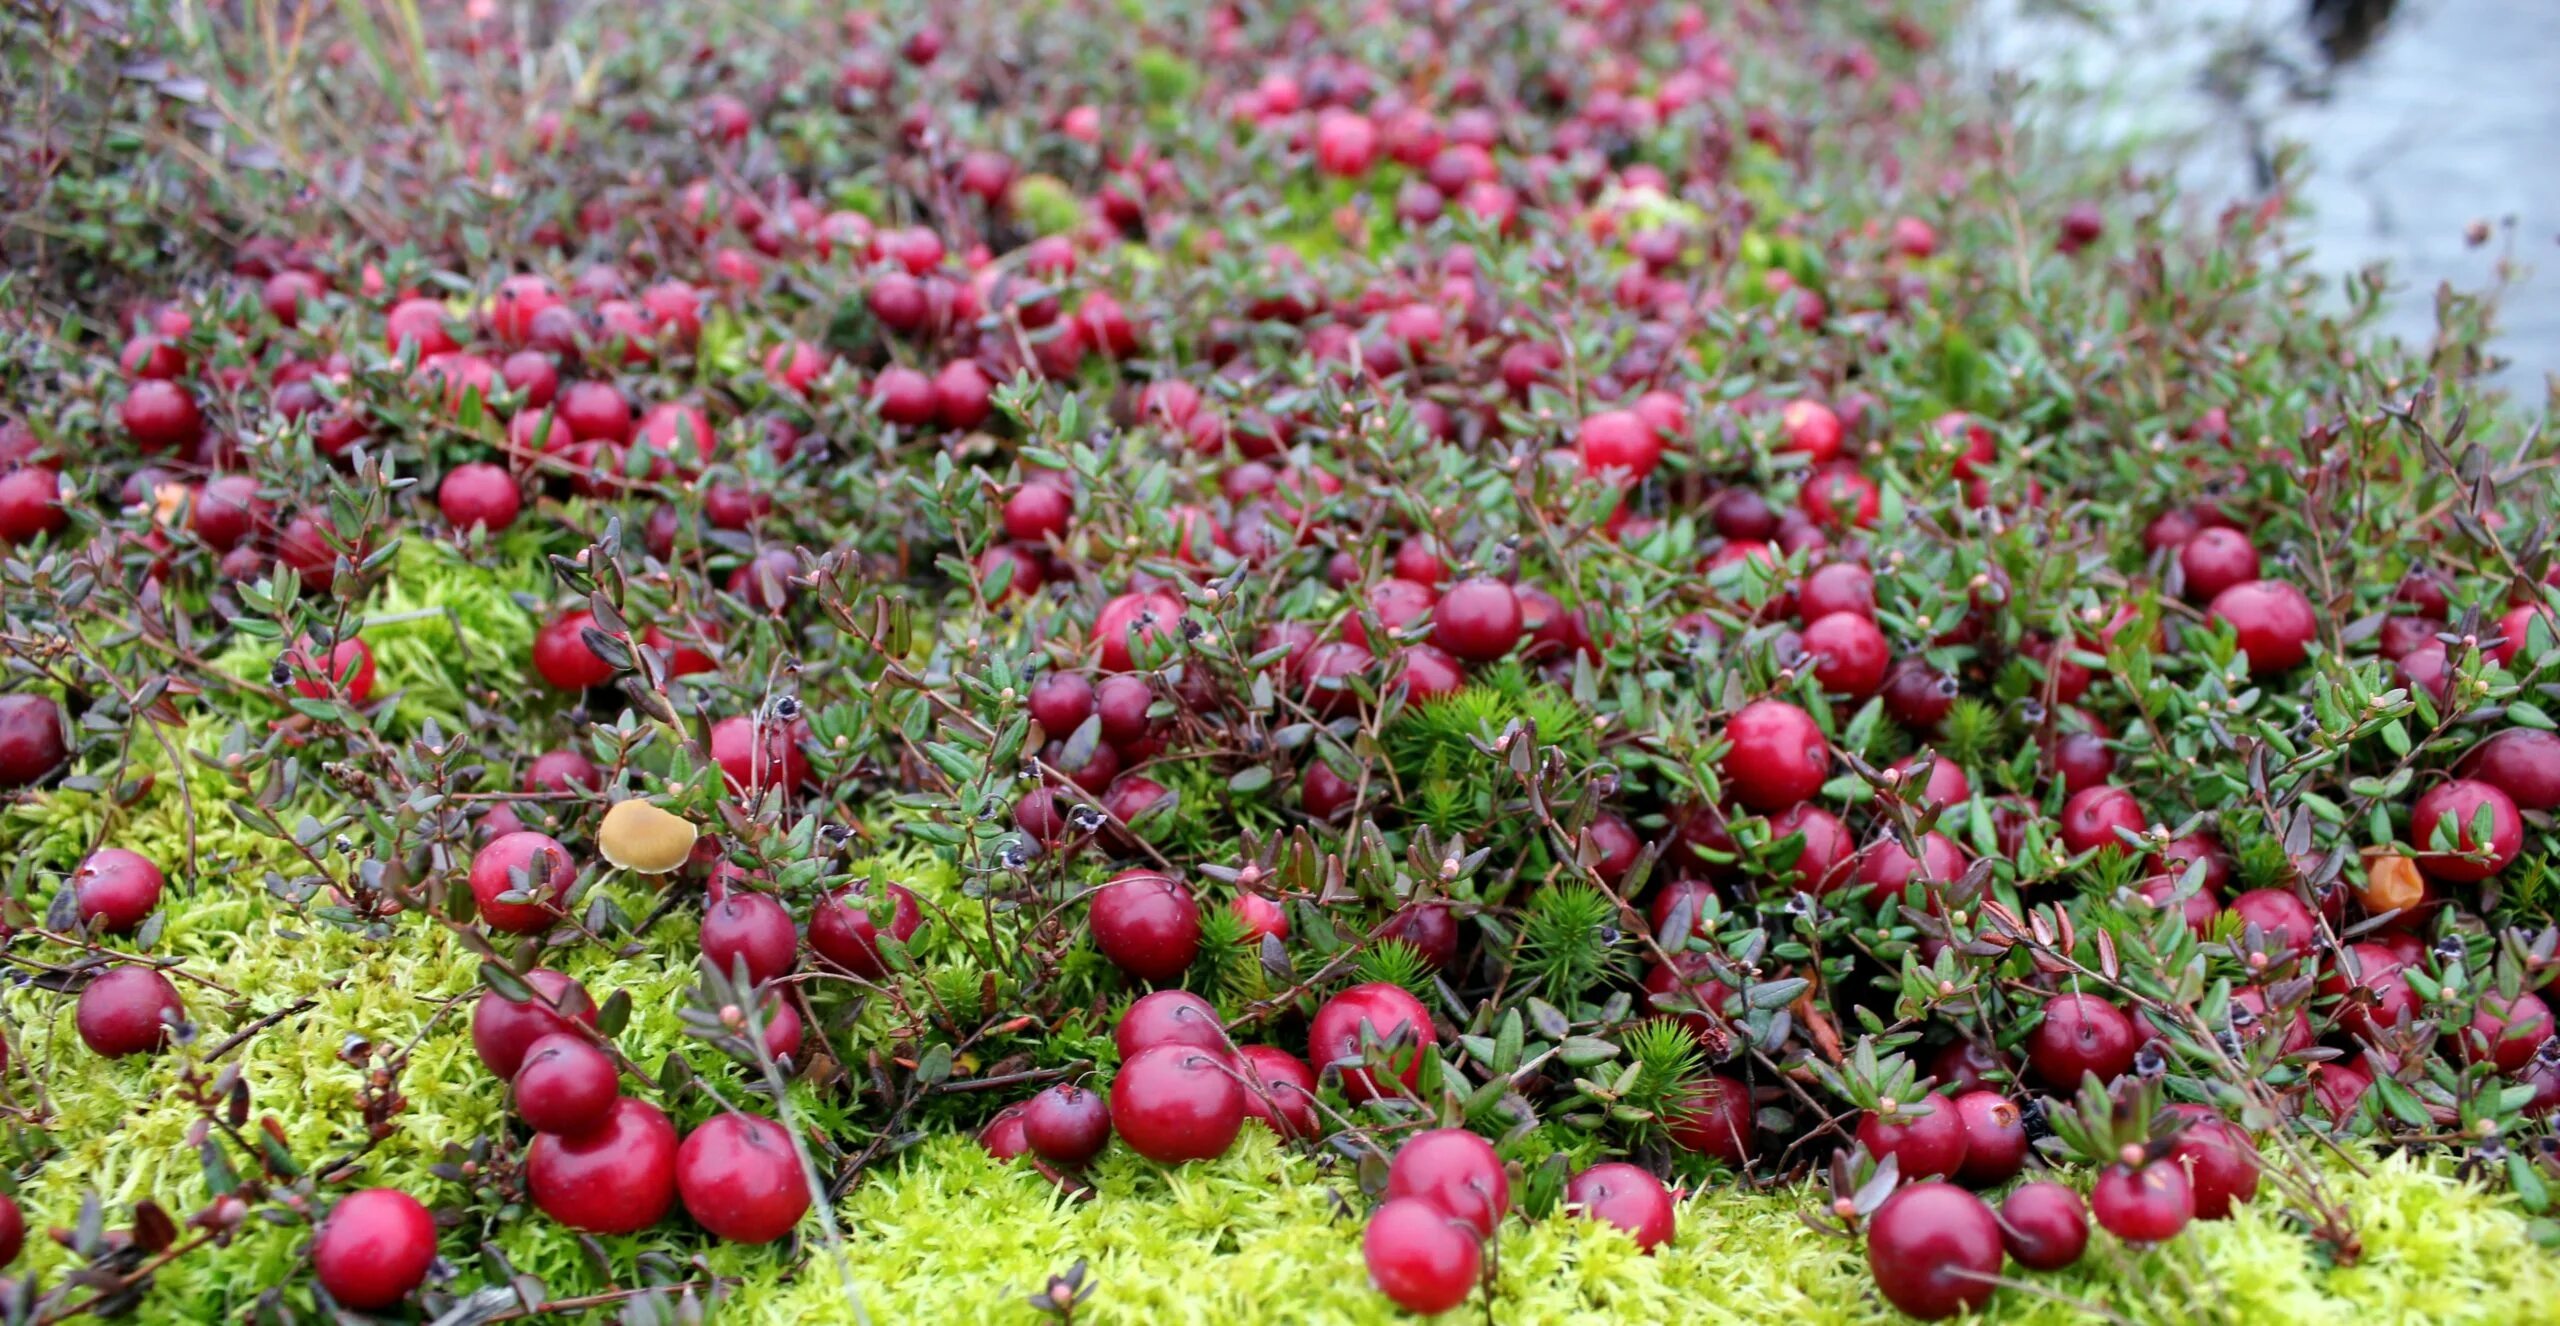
xmin=598 ymin=799 xmax=698 ymax=874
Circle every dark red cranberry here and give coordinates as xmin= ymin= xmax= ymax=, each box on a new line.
xmin=1022 ymin=1084 xmax=1114 ymax=1166
xmin=1028 ymin=672 xmax=1095 ymax=737
xmin=1309 ymin=982 xmax=1434 ymax=1101
xmin=1432 ymin=578 xmax=1522 ymax=662
xmin=2046 ymin=730 xmax=2117 ymax=794
xmin=469 ymin=831 xmax=575 ymax=934
xmin=311 ymin=1189 xmax=438 ymax=1310
xmin=1561 ymin=1163 xmax=1675 ymax=1251
xmin=1722 ymin=700 xmax=1829 ymax=811
xmin=808 ymin=880 xmax=921 ymax=979
xmin=2207 ymin=579 xmax=2318 ymax=674
xmin=1382 ymin=903 xmax=1458 ymax=969
xmin=1667 ymin=1075 xmax=1755 ymax=1167
xmin=1856 ymin=1092 xmax=1969 ymax=1181
xmin=1866 ymin=1182 xmax=2002 ymax=1320
xmin=2409 ymin=778 xmax=2523 ymax=881
xmin=1998 ymin=1182 xmax=2089 ymax=1270
xmin=2028 ymin=993 xmax=2139 ymax=1090
xmin=1089 ymin=870 xmax=1200 ymax=983
xmin=675 ymin=1112 xmax=809 ymax=1244
xmin=513 ymin=1033 xmax=619 ymax=1135
xmin=2461 ymin=729 xmax=2560 ymax=811
xmin=68 ymin=848 xmax=164 ymax=934
xmin=75 ymin=966 xmax=184 ymax=1057
xmin=471 ymin=969 xmax=595 ymax=1077
xmin=1951 ymin=1091 xmax=2027 ymax=1187
xmin=527 ymin=1097 xmax=678 ymax=1233
xmin=119 ymin=380 xmax=203 ymax=452
xmin=701 ymin=891 xmax=797 ymax=985
xmin=1882 ymin=659 xmax=1960 ymax=730
xmin=1364 ymin=1198 xmax=1481 ymax=1314
xmin=1094 ymin=674 xmax=1156 ymax=747
xmin=1386 ymin=1128 xmax=1509 ymax=1237
xmin=2091 ymin=1161 xmax=2193 ymax=1243
xmin=1110 ymin=1045 xmax=1245 ymax=1163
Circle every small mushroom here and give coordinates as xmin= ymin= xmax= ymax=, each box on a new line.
xmin=598 ymin=799 xmax=698 ymax=874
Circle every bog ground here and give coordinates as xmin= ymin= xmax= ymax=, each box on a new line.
xmin=3 ymin=1 xmax=2559 ymax=1323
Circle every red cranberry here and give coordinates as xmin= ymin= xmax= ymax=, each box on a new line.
xmin=1116 ymin=989 xmax=1226 ymax=1060
xmin=311 ymin=1189 xmax=437 ymax=1310
xmin=1798 ymin=562 xmax=1875 ymax=620
xmin=2046 ymin=729 xmax=2116 ymax=793
xmin=2227 ymin=888 xmax=2319 ymax=962
xmin=1432 ymin=578 xmax=1523 ymax=662
xmin=808 ymin=880 xmax=922 ymax=979
xmin=1667 ymin=1075 xmax=1756 ymax=1167
xmin=286 ymin=636 xmax=376 ymax=704
xmin=710 ymin=714 xmax=813 ymax=796
xmin=2207 ymin=579 xmax=2318 ymax=674
xmin=1882 ymin=659 xmax=1959 ymax=730
xmin=1999 ymin=1182 xmax=2089 ymax=1271
xmin=75 ymin=966 xmax=184 ymax=1057
xmin=1236 ymin=1045 xmax=1319 ymax=1138
xmin=2462 ymin=990 xmax=2553 ymax=1072
xmin=2178 ymin=528 xmax=2261 ymax=601
xmin=435 ymin=462 xmax=521 ymax=533
xmin=2409 ymin=778 xmax=2523 ymax=881
xmin=2166 ymin=1108 xmax=2260 ymax=1219
xmin=1577 ymin=409 xmax=1662 ymax=483
xmin=528 ymin=1097 xmax=678 ymax=1233
xmin=2318 ymin=942 xmax=2422 ymax=1041
xmin=119 ymin=380 xmax=203 ymax=452
xmin=1109 ymin=1044 xmax=1244 ymax=1163
xmin=1089 ymin=870 xmax=1200 ymax=983
xmin=469 ymin=832 xmax=575 ymax=934
xmin=1004 ymin=483 xmax=1074 ymax=544
xmin=1866 ymin=1182 xmax=2001 ymax=1320
xmin=1027 ymin=672 xmax=1095 ymax=737
xmin=1951 ymin=1091 xmax=2027 ymax=1187
xmin=2091 ymin=1161 xmax=2193 ymax=1243
xmin=2028 ymin=993 xmax=2139 ymax=1090
xmin=1854 ymin=831 xmax=1968 ymax=899
xmin=471 ymin=969 xmax=595 ymax=1077
xmin=513 ymin=1033 xmax=619 ymax=1135
xmin=2060 ymin=785 xmax=2145 ymax=857
xmin=1722 ymin=700 xmax=1829 ymax=811
xmin=1386 ymin=1128 xmax=1509 ymax=1238
xmin=1363 ymin=1197 xmax=1481 ymax=1314
xmin=1094 ymin=589 xmax=1185 ymax=672
xmin=2460 ymin=729 xmax=2560 ymax=811
xmin=1561 ymin=1163 xmax=1675 ymax=1251
xmin=1310 ymin=982 xmax=1435 ymax=1101
xmin=532 ymin=612 xmax=617 ymax=691
xmin=1382 ymin=903 xmax=1459 ymax=969
xmin=69 ymin=848 xmax=163 ymax=934
xmin=1094 ymin=674 xmax=1156 ymax=747
xmin=0 ymin=466 xmax=66 ymax=545
xmin=701 ymin=891 xmax=797 ymax=985
xmin=1800 ymin=611 xmax=1890 ymax=696
xmin=676 ymin=1112 xmax=810 ymax=1244
xmin=1023 ymin=1084 xmax=1114 ymax=1166
xmin=1856 ymin=1092 xmax=1969 ymax=1181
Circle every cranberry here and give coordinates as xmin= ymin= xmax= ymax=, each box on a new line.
xmin=1856 ymin=1092 xmax=1969 ymax=1181
xmin=1779 ymin=399 xmax=1845 ymax=462
xmin=2177 ymin=528 xmax=2261 ymax=601
xmin=935 ymin=360 xmax=994 ymax=428
xmin=701 ymin=891 xmax=797 ymax=985
xmin=1667 ymin=1075 xmax=1755 ymax=1167
xmin=528 ymin=1097 xmax=678 ymax=1233
xmin=1998 ymin=1181 xmax=2089 ymax=1270
xmin=469 ymin=831 xmax=576 ymax=934
xmin=2460 ymin=729 xmax=2560 ymax=811
xmin=1019 ymin=1083 xmax=1114 ymax=1166
xmin=1004 ymin=483 xmax=1074 ymax=544
xmin=1577 ymin=409 xmax=1662 ymax=483
xmin=555 ymin=380 xmax=634 ymax=443
xmin=69 ymin=848 xmax=164 ymax=934
xmin=1882 ymin=659 xmax=1960 ymax=730
xmin=0 ymin=1193 xmax=18 ymax=1268
xmin=1310 ymin=982 xmax=1435 ymax=1101
xmin=1094 ymin=674 xmax=1156 ymax=746
xmin=471 ymin=969 xmax=595 ymax=1077
xmin=1866 ymin=1182 xmax=2002 ymax=1320
xmin=1722 ymin=699 xmax=1829 ymax=811
xmin=1854 ymin=830 xmax=1968 ymax=898
xmin=0 ymin=466 xmax=66 ymax=545
xmin=1382 ymin=903 xmax=1459 ymax=970
xmin=871 ymin=366 xmax=940 ymax=427
xmin=119 ymin=380 xmax=203 ymax=452
xmin=2318 ymin=942 xmax=2421 ymax=1041
xmin=2207 ymin=579 xmax=2318 ymax=674
xmin=979 ymin=1106 xmax=1032 ymax=1160
xmin=808 ymin=880 xmax=922 ymax=979
xmin=2060 ymin=785 xmax=2145 ymax=857
xmin=710 ymin=714 xmax=813 ymax=795
xmin=1386 ymin=1128 xmax=1509 ymax=1238
xmin=2028 ymin=993 xmax=2139 ymax=1090
xmin=2166 ymin=1109 xmax=2260 ymax=1219
xmin=1230 ymin=891 xmax=1288 ymax=943
xmin=2409 ymin=778 xmax=2523 ymax=881
xmin=1116 ymin=989 xmax=1226 ymax=1059
xmin=674 ymin=1112 xmax=810 ymax=1244
xmin=1951 ymin=1091 xmax=2027 ymax=1187
xmin=1109 ymin=1044 xmax=1245 ymax=1163
xmin=1363 ymin=1197 xmax=1481 ymax=1314
xmin=1930 ymin=1039 xmax=2011 ymax=1095
xmin=2227 ymin=888 xmax=2319 ymax=963
xmin=2046 ymin=729 xmax=2116 ymax=793
xmin=2091 ymin=1161 xmax=2193 ymax=1243
xmin=1027 ymin=672 xmax=1095 ymax=737
xmin=1089 ymin=870 xmax=1201 ymax=983
xmin=1801 ymin=612 xmax=1890 ymax=696
xmin=1094 ymin=589 xmax=1185 ymax=672
xmin=1798 ymin=562 xmax=1875 ymax=620
xmin=187 ymin=473 xmax=266 ymax=551
xmin=75 ymin=966 xmax=184 ymax=1057
xmin=1236 ymin=1045 xmax=1319 ymax=1138
xmin=513 ymin=1033 xmax=619 ymax=1135
xmin=286 ymin=636 xmax=376 ymax=704
xmin=2461 ymin=990 xmax=2553 ymax=1072
xmin=311 ymin=1189 xmax=438 ymax=1310
xmin=1431 ymin=578 xmax=1523 ymax=662
xmin=532 ymin=612 xmax=617 ymax=691
xmin=385 ymin=297 xmax=459 ymax=357
xmin=1561 ymin=1163 xmax=1675 ymax=1251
